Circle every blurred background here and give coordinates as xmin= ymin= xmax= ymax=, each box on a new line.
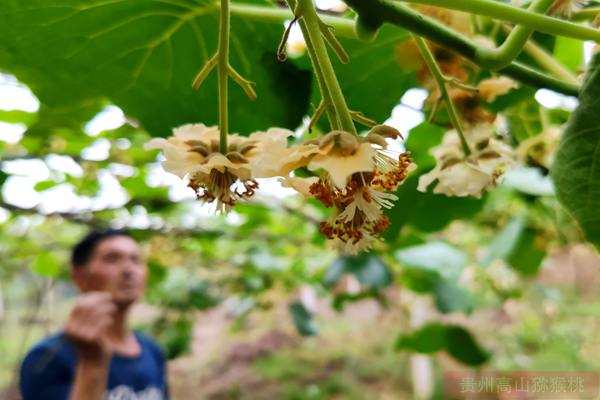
xmin=1 ymin=69 xmax=599 ymax=399
xmin=1 ymin=0 xmax=600 ymax=399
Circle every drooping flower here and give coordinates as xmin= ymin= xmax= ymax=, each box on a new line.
xmin=248 ymin=128 xmax=319 ymax=178
xmin=476 ymin=77 xmax=519 ymax=102
xmin=418 ymin=125 xmax=514 ymax=198
xmin=292 ymin=127 xmax=415 ymax=254
xmin=516 ymin=126 xmax=560 ymax=169
xmin=145 ymin=123 xmax=261 ymax=213
xmin=444 ymin=77 xmax=519 ymax=126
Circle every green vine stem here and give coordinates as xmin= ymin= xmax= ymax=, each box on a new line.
xmin=296 ymin=0 xmax=357 ymax=134
xmin=230 ymin=3 xmax=356 ymax=38
xmin=228 ymin=2 xmax=580 ymax=96
xmin=401 ymin=0 xmax=600 ymax=42
xmin=341 ymin=0 xmax=580 ymax=96
xmin=413 ymin=35 xmax=472 ymax=157
xmin=505 ymin=25 xmax=580 ymax=85
xmin=221 ymin=1 xmax=581 ymax=95
xmin=573 ymin=7 xmax=600 ymax=21
xmin=474 ymin=0 xmax=554 ymax=70
xmin=218 ymin=0 xmax=230 ymax=153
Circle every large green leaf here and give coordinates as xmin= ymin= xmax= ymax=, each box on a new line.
xmin=0 ymin=0 xmax=311 ymax=136
xmin=291 ymin=24 xmax=417 ymax=130
xmin=553 ymin=53 xmax=600 ymax=248
xmin=332 ymin=25 xmax=417 ymax=126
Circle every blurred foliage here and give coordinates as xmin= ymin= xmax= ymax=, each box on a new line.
xmin=0 ymin=1 xmax=598 ymax=397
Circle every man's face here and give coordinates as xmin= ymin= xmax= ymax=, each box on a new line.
xmin=74 ymin=235 xmax=147 ymax=308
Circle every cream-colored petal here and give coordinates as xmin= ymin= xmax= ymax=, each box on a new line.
xmin=250 ymin=138 xmax=319 ymax=178
xmin=436 ymin=162 xmax=491 ymax=197
xmin=279 ymin=176 xmax=319 ymax=196
xmin=173 ymin=124 xmax=204 ymax=140
xmin=478 ymin=77 xmax=518 ymax=102
xmin=417 ymin=167 xmax=441 ymax=193
xmin=308 ymin=143 xmax=376 ymax=189
xmin=227 ymin=134 xmax=252 ymax=148
xmin=192 ymin=153 xmax=252 ymax=180
xmin=144 ymin=138 xmax=168 ymax=150
xmin=160 ymin=145 xmax=204 ymax=179
xmin=249 ymin=127 xmax=294 ymax=147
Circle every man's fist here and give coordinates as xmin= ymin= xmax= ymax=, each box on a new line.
xmin=65 ymin=292 xmax=116 ymax=364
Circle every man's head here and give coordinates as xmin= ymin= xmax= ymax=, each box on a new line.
xmin=71 ymin=230 xmax=147 ymax=308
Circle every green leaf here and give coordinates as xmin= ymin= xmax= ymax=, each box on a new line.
xmin=333 ymin=25 xmax=416 ymax=126
xmin=395 ymin=241 xmax=466 ymax=281
xmin=121 ymin=173 xmax=169 ymax=204
xmin=0 ymin=109 xmax=36 ymax=125
xmin=155 ymin=317 xmax=193 ymax=359
xmin=188 ymin=281 xmax=221 ymax=310
xmin=395 ymin=322 xmax=446 ymax=353
xmin=433 ymin=279 xmax=474 ymax=314
xmin=504 ymin=97 xmax=543 ymax=142
xmin=0 ymin=171 xmax=8 ymax=187
xmin=395 ymin=323 xmax=490 ymax=366
xmin=293 ymin=25 xmax=417 ymax=131
xmin=404 ymin=122 xmax=446 ymax=172
xmin=0 ymin=0 xmax=311 ymax=136
xmin=482 ymin=217 xmax=525 ymax=266
xmin=34 ymin=180 xmax=61 ymax=192
xmin=385 ymin=176 xmax=486 ymax=238
xmin=289 ymin=301 xmax=318 ymax=337
xmin=486 ymin=87 xmax=537 ymax=114
xmin=399 ymin=267 xmax=440 ymax=293
xmin=553 ymin=37 xmax=583 ymax=72
xmin=32 ymin=253 xmax=62 ymax=278
xmin=444 ymin=325 xmax=490 ymax=366
xmin=332 ymin=290 xmax=379 ymax=311
xmin=483 ymin=217 xmax=546 ymax=275
xmin=506 ymin=229 xmax=545 ymax=276
xmin=323 ymin=254 xmax=392 ymax=290
xmin=553 ymin=53 xmax=600 ymax=249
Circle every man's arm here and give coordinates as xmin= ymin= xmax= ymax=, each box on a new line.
xmin=65 ymin=292 xmax=116 ymax=400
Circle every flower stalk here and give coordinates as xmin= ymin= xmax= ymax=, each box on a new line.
xmin=285 ymin=0 xmax=339 ymax=130
xmin=191 ymin=0 xmax=257 ymax=153
xmin=289 ymin=0 xmax=357 ymax=134
xmin=218 ymin=0 xmax=230 ymax=153
xmin=413 ymin=35 xmax=472 ymax=157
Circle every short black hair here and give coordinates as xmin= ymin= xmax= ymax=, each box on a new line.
xmin=71 ymin=229 xmax=133 ymax=268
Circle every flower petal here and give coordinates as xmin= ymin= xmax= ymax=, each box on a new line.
xmin=308 ymin=143 xmax=376 ymax=189
xmin=249 ymin=128 xmax=319 ymax=178
xmin=279 ymin=176 xmax=319 ymax=196
xmin=144 ymin=138 xmax=168 ymax=150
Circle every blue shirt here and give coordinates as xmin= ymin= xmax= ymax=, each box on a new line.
xmin=20 ymin=332 xmax=168 ymax=400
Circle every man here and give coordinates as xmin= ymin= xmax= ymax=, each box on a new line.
xmin=20 ymin=230 xmax=168 ymax=400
